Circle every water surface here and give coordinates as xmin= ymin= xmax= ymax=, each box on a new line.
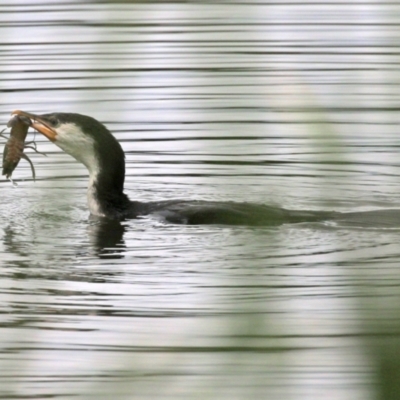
xmin=1 ymin=1 xmax=400 ymax=399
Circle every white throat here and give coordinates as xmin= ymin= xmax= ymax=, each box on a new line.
xmin=54 ymin=123 xmax=100 ymax=175
xmin=53 ymin=122 xmax=105 ymax=216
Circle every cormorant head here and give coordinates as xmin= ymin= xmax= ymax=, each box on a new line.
xmin=11 ymin=110 xmax=126 ymax=195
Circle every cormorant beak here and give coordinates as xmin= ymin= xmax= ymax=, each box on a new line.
xmin=11 ymin=110 xmax=57 ymax=142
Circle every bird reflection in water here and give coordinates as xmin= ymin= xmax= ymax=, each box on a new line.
xmin=87 ymin=216 xmax=126 ymax=259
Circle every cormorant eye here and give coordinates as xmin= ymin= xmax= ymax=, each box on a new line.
xmin=46 ymin=116 xmax=58 ymax=126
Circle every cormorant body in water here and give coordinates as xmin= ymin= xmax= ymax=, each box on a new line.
xmin=11 ymin=110 xmax=333 ymax=225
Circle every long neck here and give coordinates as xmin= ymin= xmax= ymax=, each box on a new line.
xmin=87 ymin=129 xmax=131 ymax=219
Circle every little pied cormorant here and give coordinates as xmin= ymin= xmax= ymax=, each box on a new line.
xmin=10 ymin=110 xmax=332 ymax=225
